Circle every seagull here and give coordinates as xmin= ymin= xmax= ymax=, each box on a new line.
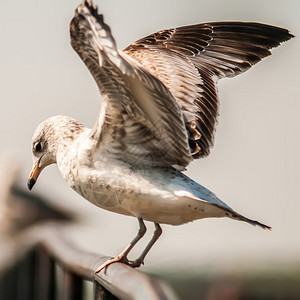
xmin=28 ymin=0 xmax=293 ymax=272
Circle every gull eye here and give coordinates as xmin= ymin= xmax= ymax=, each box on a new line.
xmin=34 ymin=142 xmax=42 ymax=152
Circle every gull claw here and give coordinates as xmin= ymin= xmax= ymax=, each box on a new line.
xmin=96 ymin=255 xmax=143 ymax=274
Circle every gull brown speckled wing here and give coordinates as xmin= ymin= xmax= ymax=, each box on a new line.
xmin=125 ymin=22 xmax=293 ymax=157
xmin=70 ymin=1 xmax=192 ymax=169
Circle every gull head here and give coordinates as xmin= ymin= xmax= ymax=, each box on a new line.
xmin=27 ymin=115 xmax=84 ymax=190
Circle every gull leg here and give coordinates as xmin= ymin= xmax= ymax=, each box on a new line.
xmin=96 ymin=217 xmax=146 ymax=273
xmin=129 ymin=223 xmax=162 ymax=268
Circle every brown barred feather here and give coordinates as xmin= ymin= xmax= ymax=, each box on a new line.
xmin=125 ymin=22 xmax=293 ymax=157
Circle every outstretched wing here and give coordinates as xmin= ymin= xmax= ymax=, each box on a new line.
xmin=70 ymin=1 xmax=192 ymax=169
xmin=125 ymin=22 xmax=293 ymax=157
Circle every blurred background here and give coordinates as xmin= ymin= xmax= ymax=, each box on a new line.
xmin=0 ymin=0 xmax=299 ymax=298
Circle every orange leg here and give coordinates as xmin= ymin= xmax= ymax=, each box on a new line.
xmin=96 ymin=218 xmax=162 ymax=274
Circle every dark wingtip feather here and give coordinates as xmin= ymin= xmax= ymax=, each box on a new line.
xmin=85 ymin=0 xmax=99 ymax=18
xmin=81 ymin=0 xmax=107 ymax=30
xmin=212 ymin=22 xmax=294 ymax=49
xmin=247 ymin=218 xmax=272 ymax=231
xmin=230 ymin=209 xmax=272 ymax=230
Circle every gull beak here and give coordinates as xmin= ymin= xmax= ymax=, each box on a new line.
xmin=27 ymin=160 xmax=42 ymax=191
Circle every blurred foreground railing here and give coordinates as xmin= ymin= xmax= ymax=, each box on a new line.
xmin=0 ymin=224 xmax=178 ymax=300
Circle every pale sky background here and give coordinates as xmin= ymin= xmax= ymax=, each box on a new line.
xmin=0 ymin=0 xmax=299 ymax=273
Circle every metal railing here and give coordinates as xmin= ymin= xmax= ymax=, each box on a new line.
xmin=0 ymin=223 xmax=178 ymax=300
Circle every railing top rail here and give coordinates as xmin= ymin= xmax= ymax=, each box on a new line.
xmin=0 ymin=223 xmax=178 ymax=300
